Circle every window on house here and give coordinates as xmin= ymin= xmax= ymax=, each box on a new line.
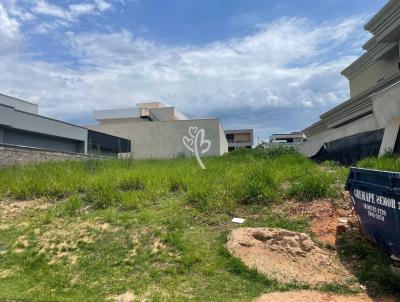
xmin=226 ymin=134 xmax=234 ymax=143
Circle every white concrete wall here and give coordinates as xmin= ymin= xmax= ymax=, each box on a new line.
xmin=88 ymin=119 xmax=227 ymax=159
xmin=372 ymin=81 xmax=400 ymax=154
xmin=299 ymin=80 xmax=400 ymax=157
xmin=219 ymin=123 xmax=228 ymax=155
xmin=93 ymin=108 xmax=140 ymax=120
xmin=372 ymin=81 xmax=400 ymax=128
xmin=349 ymin=57 xmax=399 ymax=98
xmin=96 ymin=117 xmax=149 ymax=125
xmin=149 ymin=107 xmax=175 ymax=121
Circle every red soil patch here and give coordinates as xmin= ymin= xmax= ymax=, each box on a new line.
xmin=255 ymin=291 xmax=395 ymax=302
xmin=286 ymin=193 xmax=357 ymax=245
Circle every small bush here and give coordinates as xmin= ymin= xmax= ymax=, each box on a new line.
xmin=56 ymin=195 xmax=83 ymax=217
xmin=120 ymin=199 xmax=140 ymax=210
xmin=236 ymin=169 xmax=278 ymax=205
xmin=169 ymin=180 xmax=188 ymax=193
xmin=186 ymin=190 xmax=210 ymax=209
xmin=289 ymin=174 xmax=330 ymax=201
xmin=84 ymin=158 xmax=102 ymax=174
xmin=85 ymin=184 xmax=122 ymax=209
xmin=252 ymin=145 xmax=298 ymax=159
xmin=118 ymin=178 xmax=145 ymax=192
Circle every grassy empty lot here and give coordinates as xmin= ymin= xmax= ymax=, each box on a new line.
xmin=0 ymin=148 xmax=398 ymax=301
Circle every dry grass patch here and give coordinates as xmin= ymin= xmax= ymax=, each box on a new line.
xmin=0 ymin=268 xmax=20 ymax=279
xmin=35 ymin=219 xmax=119 ymax=265
xmin=0 ymin=199 xmax=50 ymax=220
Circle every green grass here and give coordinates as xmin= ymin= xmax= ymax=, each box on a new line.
xmin=337 ymin=231 xmax=400 ymax=296
xmin=0 ymin=148 xmax=397 ymax=301
xmin=0 ymin=147 xmax=342 ymax=209
xmin=358 ymin=153 xmax=400 ymax=172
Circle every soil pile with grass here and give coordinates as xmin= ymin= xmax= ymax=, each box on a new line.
xmin=254 ymin=290 xmax=395 ymax=302
xmin=226 ymin=227 xmax=352 ymax=286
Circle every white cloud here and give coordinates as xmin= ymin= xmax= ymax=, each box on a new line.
xmin=0 ymin=3 xmax=21 ymax=54
xmin=0 ymin=14 xmax=367 ymax=137
xmin=32 ymin=0 xmax=69 ymax=20
xmin=69 ymin=3 xmax=96 ymax=16
xmin=95 ymin=0 xmax=112 ymax=12
xmin=31 ymin=0 xmax=113 ymax=24
xmin=2 ymin=0 xmax=35 ymax=21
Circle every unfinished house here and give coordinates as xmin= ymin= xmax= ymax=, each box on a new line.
xmin=224 ymin=129 xmax=253 ymax=152
xmin=87 ymin=102 xmax=228 ymax=159
xmin=299 ymin=0 xmax=400 ymax=164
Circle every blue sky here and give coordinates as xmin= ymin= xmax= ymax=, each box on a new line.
xmin=0 ymin=0 xmax=388 ymax=141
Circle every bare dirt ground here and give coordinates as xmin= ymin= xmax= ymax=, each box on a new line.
xmin=271 ymin=193 xmax=355 ymax=246
xmin=254 ymin=290 xmax=395 ymax=302
xmin=226 ymin=227 xmax=353 ymax=286
xmin=229 ymin=194 xmax=398 ymax=301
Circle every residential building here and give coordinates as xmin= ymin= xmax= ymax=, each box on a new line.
xmin=299 ymin=0 xmax=400 ymax=164
xmin=87 ymin=102 xmax=228 ymax=159
xmin=224 ymin=129 xmax=253 ymax=151
xmin=0 ymin=93 xmax=130 ymax=156
xmin=269 ymin=132 xmax=306 ymax=145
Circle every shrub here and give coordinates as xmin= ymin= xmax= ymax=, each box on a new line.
xmin=56 ymin=195 xmax=83 ymax=217
xmin=186 ymin=181 xmax=217 ymax=209
xmin=169 ymin=180 xmax=188 ymax=193
xmin=85 ymin=184 xmax=122 ymax=209
xmin=120 ymin=191 xmax=148 ymax=210
xmin=118 ymin=178 xmax=145 ymax=192
xmin=235 ymin=168 xmax=278 ymax=205
xmin=252 ymin=145 xmax=298 ymax=159
xmin=186 ymin=189 xmax=210 ymax=209
xmin=288 ymin=173 xmax=330 ymax=201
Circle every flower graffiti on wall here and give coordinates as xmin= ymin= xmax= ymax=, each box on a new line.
xmin=182 ymin=126 xmax=211 ymax=169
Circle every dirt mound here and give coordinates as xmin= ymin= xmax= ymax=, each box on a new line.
xmin=254 ymin=290 xmax=395 ymax=302
xmin=274 ymin=198 xmax=357 ymax=245
xmin=226 ymin=228 xmax=352 ymax=286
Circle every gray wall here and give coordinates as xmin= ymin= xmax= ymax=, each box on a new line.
xmin=0 ymin=103 xmax=88 ymax=153
xmin=1 ymin=127 xmax=83 ymax=153
xmin=349 ymin=56 xmax=399 ymax=98
xmin=0 ymin=145 xmax=106 ymax=167
xmin=88 ymin=118 xmax=228 ymax=159
xmin=0 ymin=94 xmax=38 ymax=114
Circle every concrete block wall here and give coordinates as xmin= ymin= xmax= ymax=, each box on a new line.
xmin=0 ymin=145 xmax=106 ymax=167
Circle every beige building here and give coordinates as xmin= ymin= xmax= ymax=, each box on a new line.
xmin=299 ymin=0 xmax=400 ymax=162
xmin=225 ymin=129 xmax=253 ymax=151
xmin=87 ymin=102 xmax=228 ymax=159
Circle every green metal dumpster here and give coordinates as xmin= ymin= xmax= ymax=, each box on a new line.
xmin=346 ymin=167 xmax=400 ymax=258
